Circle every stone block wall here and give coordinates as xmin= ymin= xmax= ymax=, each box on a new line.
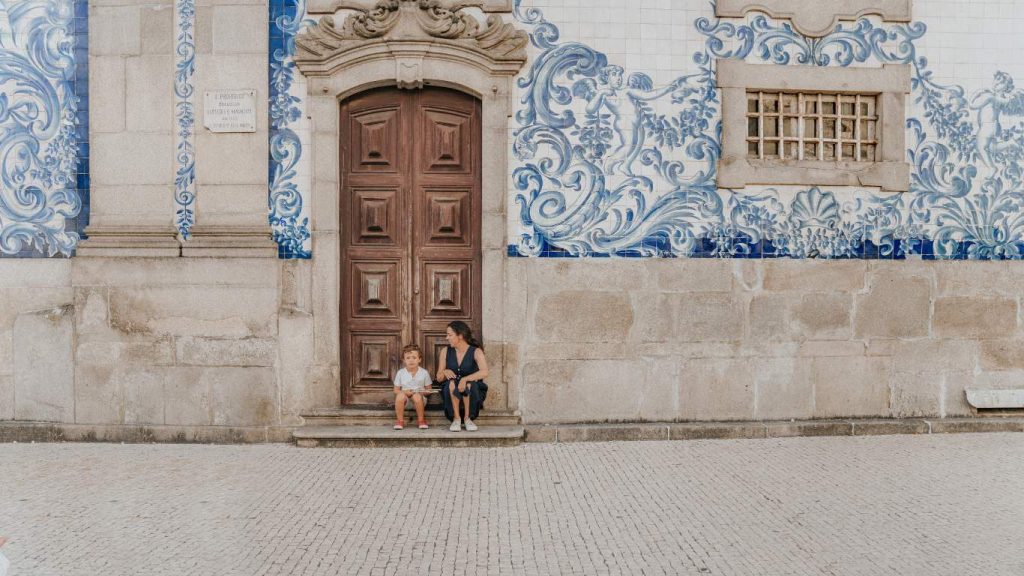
xmin=509 ymin=258 xmax=1022 ymax=425
xmin=1 ymin=258 xmax=334 ymax=438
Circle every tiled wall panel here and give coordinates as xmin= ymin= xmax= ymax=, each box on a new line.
xmin=0 ymin=0 xmax=89 ymax=258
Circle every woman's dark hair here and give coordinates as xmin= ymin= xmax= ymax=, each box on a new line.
xmin=447 ymin=320 xmax=482 ymax=349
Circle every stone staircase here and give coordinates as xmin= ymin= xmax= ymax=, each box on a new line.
xmin=293 ymin=406 xmax=524 ymax=447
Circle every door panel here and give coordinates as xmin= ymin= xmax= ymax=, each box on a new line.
xmin=350 ymin=187 xmax=401 ymax=246
xmin=422 ymin=187 xmax=472 ymax=245
xmin=340 ymin=87 xmax=481 ymax=405
xmin=420 ymin=107 xmax=473 ymax=173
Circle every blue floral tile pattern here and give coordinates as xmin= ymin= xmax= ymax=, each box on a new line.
xmin=268 ymin=0 xmax=312 ymax=259
xmin=0 ymin=0 xmax=88 ymax=258
xmin=174 ymin=0 xmax=196 ymax=239
xmin=509 ymin=1 xmax=1024 ymax=260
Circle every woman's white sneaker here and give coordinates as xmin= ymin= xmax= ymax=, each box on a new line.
xmin=449 ymin=419 xmax=462 ymax=432
xmin=465 ymin=419 xmax=478 ymax=431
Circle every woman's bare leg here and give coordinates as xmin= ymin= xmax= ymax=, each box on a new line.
xmin=449 ymin=381 xmax=461 ymax=420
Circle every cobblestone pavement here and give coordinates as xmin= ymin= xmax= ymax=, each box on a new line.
xmin=1 ymin=433 xmax=1022 ymax=576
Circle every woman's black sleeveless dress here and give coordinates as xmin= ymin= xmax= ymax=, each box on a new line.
xmin=441 ymin=345 xmax=488 ymax=421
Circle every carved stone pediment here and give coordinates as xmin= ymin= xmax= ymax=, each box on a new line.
xmin=294 ymin=0 xmax=527 ymax=78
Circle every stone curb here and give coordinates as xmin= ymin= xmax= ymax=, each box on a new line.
xmin=524 ymin=418 xmax=1024 ymax=443
xmin=3 ymin=417 xmax=1023 ymax=445
xmin=0 ymin=422 xmax=295 ymax=444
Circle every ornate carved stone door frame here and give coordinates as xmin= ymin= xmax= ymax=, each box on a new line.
xmin=292 ymin=0 xmax=528 ymax=412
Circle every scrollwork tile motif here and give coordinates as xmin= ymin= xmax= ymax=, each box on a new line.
xmin=269 ymin=0 xmax=312 ymax=258
xmin=510 ymin=2 xmax=1024 ymax=260
xmin=0 ymin=0 xmax=87 ymax=257
xmin=174 ymin=0 xmax=196 ymax=239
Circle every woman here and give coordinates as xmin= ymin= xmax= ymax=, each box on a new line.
xmin=436 ymin=321 xmax=489 ymax=432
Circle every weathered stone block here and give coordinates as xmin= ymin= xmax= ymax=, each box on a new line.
xmin=793 ymin=292 xmax=852 ymax=340
xmin=90 ymin=186 xmax=176 ymax=227
xmin=653 ymin=259 xmax=732 ymax=292
xmin=528 ymin=260 xmax=647 ymax=294
xmin=108 ymin=286 xmax=277 ymax=338
xmin=748 ymin=293 xmax=795 ymax=340
xmin=753 ymin=358 xmax=814 ymax=420
xmin=933 ymin=296 xmax=1017 ymax=339
xmin=890 ymin=372 xmax=941 ymax=418
xmin=520 ymin=360 xmax=662 ymax=423
xmin=176 ymin=337 xmax=276 ymax=366
xmin=123 ymin=369 xmax=165 ymax=425
xmin=125 ymin=55 xmax=174 ymax=132
xmin=534 ymin=291 xmax=633 ymax=342
xmin=91 ymin=6 xmax=141 ymax=55
xmin=897 ymin=339 xmax=978 ymax=371
xmin=279 ymin=312 xmax=332 ymax=425
xmin=0 ymin=260 xmax=71 ymax=288
xmin=674 ymin=293 xmax=744 ymax=342
xmin=0 ymin=331 xmax=10 ymax=376
xmin=196 ymin=133 xmax=267 ymax=185
xmin=763 ymin=259 xmax=866 ymax=292
xmin=212 ymin=5 xmax=268 ymax=53
xmin=630 ymin=294 xmax=675 ymax=342
xmin=980 ymin=339 xmax=1024 ymax=370
xmin=935 ymin=262 xmax=1024 ymax=296
xmin=74 ymin=342 xmax=121 ymax=424
xmin=207 ymin=367 xmax=278 ymax=426
xmin=733 ymin=260 xmax=763 ymax=291
xmin=812 ymin=356 xmax=891 ymax=418
xmin=92 ymin=133 xmax=174 ymax=186
xmin=13 ymin=306 xmax=74 ymax=422
xmin=798 ymin=340 xmax=865 ymax=357
xmin=854 ymin=269 xmax=931 ymax=338
xmin=164 ymin=367 xmax=210 ymax=426
xmin=90 ymin=57 xmax=126 ymax=133
xmin=0 ymin=375 xmax=12 ymax=420
xmin=195 ymin=185 xmax=270 ymax=228
xmin=678 ymin=358 xmax=755 ymax=420
xmin=0 ymin=288 xmax=74 ymax=331
xmin=140 ymin=4 xmax=174 ymax=54
xmin=73 ymin=257 xmax=278 ymax=288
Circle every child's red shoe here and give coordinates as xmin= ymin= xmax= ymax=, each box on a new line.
xmin=393 ymin=421 xmax=404 ymax=430
xmin=418 ymin=421 xmax=429 ymax=429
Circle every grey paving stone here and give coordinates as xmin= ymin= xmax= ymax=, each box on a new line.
xmin=1 ymin=434 xmax=1023 ymax=575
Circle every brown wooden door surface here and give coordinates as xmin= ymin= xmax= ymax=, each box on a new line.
xmin=340 ymin=86 xmax=482 ymax=405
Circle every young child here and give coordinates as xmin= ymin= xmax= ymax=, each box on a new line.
xmin=393 ymin=344 xmax=432 ymax=430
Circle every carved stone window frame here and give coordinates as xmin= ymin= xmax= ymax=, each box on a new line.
xmin=715 ymin=0 xmax=912 ymax=38
xmin=292 ymin=1 xmax=528 ymax=412
xmin=717 ymin=60 xmax=911 ymax=192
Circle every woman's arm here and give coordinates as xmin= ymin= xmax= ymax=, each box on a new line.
xmin=459 ymin=348 xmax=490 ymax=384
xmin=436 ymin=347 xmax=448 ymax=382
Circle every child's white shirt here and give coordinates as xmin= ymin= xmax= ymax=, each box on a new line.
xmin=394 ymin=367 xmax=431 ymax=391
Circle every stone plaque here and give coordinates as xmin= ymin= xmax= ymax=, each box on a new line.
xmin=203 ymin=90 xmax=256 ymax=133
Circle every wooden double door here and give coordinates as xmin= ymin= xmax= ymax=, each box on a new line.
xmin=340 ymin=86 xmax=482 ymax=405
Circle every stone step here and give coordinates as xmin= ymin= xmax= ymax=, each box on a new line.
xmin=300 ymin=406 xmax=521 ymax=427
xmin=293 ymin=425 xmax=524 ymax=448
